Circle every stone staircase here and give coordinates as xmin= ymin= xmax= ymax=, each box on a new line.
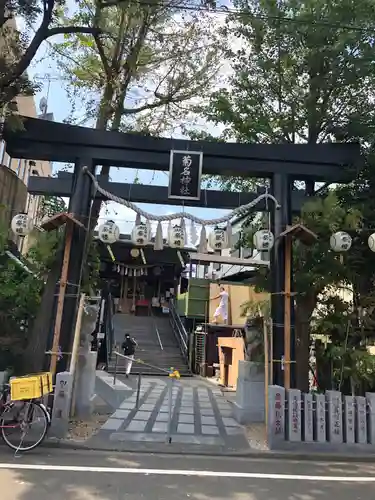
xmin=107 ymin=313 xmax=191 ymax=376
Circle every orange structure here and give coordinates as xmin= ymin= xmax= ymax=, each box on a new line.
xmin=217 ymin=336 xmax=245 ymax=389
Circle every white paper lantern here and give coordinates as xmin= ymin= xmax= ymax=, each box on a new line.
xmin=130 ymin=248 xmax=140 ymax=258
xmin=369 ymin=233 xmax=375 ymax=252
xmin=253 ymin=230 xmax=274 ymax=251
xmin=168 ymin=225 xmax=185 ymax=248
xmin=98 ymin=220 xmax=120 ymax=244
xmin=208 ymin=227 xmax=228 ymax=251
xmin=11 ymin=213 xmax=34 ymax=236
xmin=330 ymin=231 xmax=352 ymax=252
xmin=131 ymin=223 xmax=149 ymax=247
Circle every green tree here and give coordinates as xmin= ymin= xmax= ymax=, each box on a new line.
xmin=51 ymin=0 xmax=221 ymax=225
xmin=54 ymin=0 xmax=221 ymax=134
xmin=38 ymin=195 xmax=67 ymax=220
xmin=23 ymin=196 xmax=100 ymax=373
xmin=247 ymin=193 xmax=362 ymax=390
xmin=27 ymin=0 xmax=222 ymax=367
xmin=196 ymin=0 xmax=375 ymax=389
xmin=0 ymin=224 xmax=44 ymax=372
xmin=200 ymin=0 xmax=375 ymax=187
xmin=0 ymin=0 xmax=104 ymax=111
xmin=312 ymin=294 xmax=375 ymax=395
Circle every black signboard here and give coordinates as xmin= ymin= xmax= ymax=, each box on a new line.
xmin=168 ymin=150 xmax=203 ymax=201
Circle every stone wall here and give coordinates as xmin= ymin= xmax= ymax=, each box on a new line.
xmin=0 ymin=165 xmax=27 ymax=235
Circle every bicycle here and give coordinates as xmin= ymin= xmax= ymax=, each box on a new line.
xmin=0 ymin=383 xmax=50 ymax=453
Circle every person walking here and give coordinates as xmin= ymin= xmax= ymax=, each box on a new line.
xmin=211 ymin=285 xmax=229 ymax=325
xmin=121 ymin=333 xmax=138 ymax=377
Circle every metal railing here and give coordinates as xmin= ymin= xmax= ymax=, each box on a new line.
xmin=150 ymin=308 xmax=164 ymax=351
xmin=112 ymin=350 xmax=176 ymax=444
xmin=105 ymin=294 xmax=115 ymax=369
xmin=168 ymin=299 xmax=188 ymax=362
xmin=112 ymin=350 xmax=170 ymax=385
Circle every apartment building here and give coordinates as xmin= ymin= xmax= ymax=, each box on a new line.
xmin=1 ymin=17 xmax=53 ymax=252
xmin=0 ymin=96 xmax=53 ymax=253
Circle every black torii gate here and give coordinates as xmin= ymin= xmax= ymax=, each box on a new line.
xmin=4 ymin=116 xmax=361 ymax=386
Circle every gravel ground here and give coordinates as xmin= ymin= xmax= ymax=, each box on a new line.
xmin=245 ymin=423 xmax=269 ymax=451
xmin=218 ymin=387 xmax=269 ymax=451
xmin=65 ymin=412 xmax=111 ymax=442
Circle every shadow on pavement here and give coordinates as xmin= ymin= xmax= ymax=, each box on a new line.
xmin=2 ymin=449 xmax=375 ymax=500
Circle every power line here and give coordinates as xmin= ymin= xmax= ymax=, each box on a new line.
xmin=29 ymin=4 xmax=375 ymax=91
xmin=108 ymin=0 xmax=375 ymax=33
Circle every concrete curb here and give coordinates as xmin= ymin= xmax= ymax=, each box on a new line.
xmin=42 ymin=438 xmax=375 ymax=463
xmin=95 ymin=371 xmax=132 ymax=410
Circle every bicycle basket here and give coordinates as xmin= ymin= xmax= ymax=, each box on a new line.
xmin=10 ymin=372 xmax=53 ymax=401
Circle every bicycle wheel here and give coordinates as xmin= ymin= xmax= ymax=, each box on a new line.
xmin=1 ymin=401 xmax=48 ymax=452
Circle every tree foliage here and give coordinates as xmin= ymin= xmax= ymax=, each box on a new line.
xmin=199 ymin=0 xmax=375 ymax=190
xmin=53 ymin=0 xmax=222 ymax=134
xmin=197 ymin=0 xmax=375 ymax=391
xmin=0 ymin=226 xmax=42 ymax=372
xmin=242 ymin=193 xmax=362 ymax=390
xmin=51 ymin=0 xmax=223 ymax=247
xmin=0 ymin=0 xmax=105 ymax=112
xmin=312 ymin=294 xmax=375 ymax=394
xmin=0 ymin=194 xmax=69 ymax=372
xmin=0 ymin=193 xmax=99 ymax=373
xmin=38 ymin=195 xmax=67 ymax=220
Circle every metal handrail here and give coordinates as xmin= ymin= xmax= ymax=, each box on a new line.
xmin=112 ymin=351 xmax=176 ymax=445
xmin=105 ymin=294 xmax=115 ymax=369
xmin=112 ymin=350 xmax=171 ymax=385
xmin=150 ymin=308 xmax=163 ymax=351
xmin=170 ymin=300 xmax=188 ymax=344
xmin=169 ymin=300 xmax=188 ymax=361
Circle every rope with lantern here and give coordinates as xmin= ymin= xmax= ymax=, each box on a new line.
xmin=85 ymin=170 xmax=373 ymax=256
xmin=84 ymin=168 xmax=281 ymax=253
xmin=8 ymin=171 xmax=372 ymax=258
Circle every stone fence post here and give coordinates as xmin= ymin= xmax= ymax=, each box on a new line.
xmin=267 ymin=385 xmax=286 ymax=448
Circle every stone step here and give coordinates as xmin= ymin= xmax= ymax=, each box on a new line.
xmin=111 ymin=311 xmax=190 ymax=376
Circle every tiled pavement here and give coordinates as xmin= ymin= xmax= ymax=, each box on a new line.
xmin=87 ymin=378 xmax=250 ymax=452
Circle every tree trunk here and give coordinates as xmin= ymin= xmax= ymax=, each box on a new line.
xmin=89 ymin=18 xmax=151 ymax=228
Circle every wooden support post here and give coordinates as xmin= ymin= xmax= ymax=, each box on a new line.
xmin=50 ymin=223 xmax=73 ymax=375
xmin=120 ymin=274 xmax=124 ymax=301
xmin=69 ymin=293 xmax=86 ymax=374
xmin=131 ymin=274 xmax=136 ymax=313
xmin=264 ymin=317 xmax=269 ymax=430
xmin=270 ymin=318 xmax=273 ymax=386
xmin=284 ymin=234 xmax=292 ymax=390
xmin=69 ymin=293 xmax=86 ymax=417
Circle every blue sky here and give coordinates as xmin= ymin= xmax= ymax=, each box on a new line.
xmin=26 ymin=15 xmax=232 ymax=237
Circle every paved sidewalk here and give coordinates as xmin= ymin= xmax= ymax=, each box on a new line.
xmin=87 ymin=377 xmax=250 ymax=452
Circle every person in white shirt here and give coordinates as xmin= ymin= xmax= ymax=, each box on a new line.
xmin=211 ymin=285 xmax=229 ymax=324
